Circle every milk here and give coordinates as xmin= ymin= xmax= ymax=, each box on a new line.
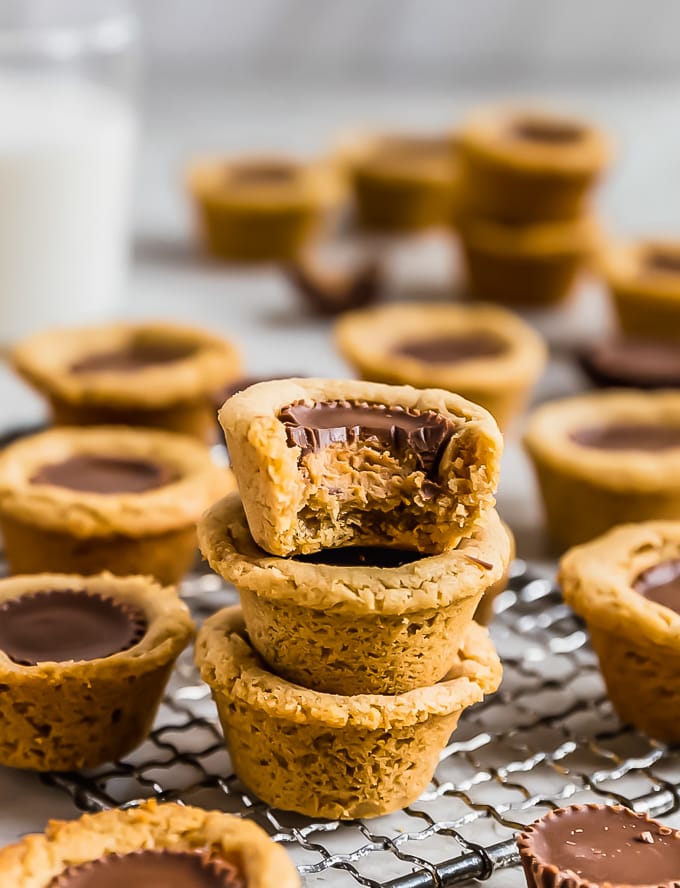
xmin=0 ymin=75 xmax=137 ymax=346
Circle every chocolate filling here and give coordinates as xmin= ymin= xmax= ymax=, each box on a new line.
xmin=70 ymin=341 xmax=197 ymax=374
xmin=570 ymin=423 xmax=680 ymax=452
xmin=0 ymin=590 xmax=147 ymax=665
xmin=50 ymin=849 xmax=243 ymax=888
xmin=579 ymin=338 xmax=680 ymax=389
xmin=634 ymin=559 xmax=680 ymax=615
xmin=31 ymin=455 xmax=177 ymax=494
xmin=228 ymin=161 xmax=296 ymax=185
xmin=512 ymin=117 xmax=584 ymax=144
xmin=644 ymin=248 xmax=680 ymax=275
xmin=522 ymin=805 xmax=680 ymax=885
xmin=293 ymin=546 xmax=426 ymax=569
xmin=392 ymin=332 xmax=508 ymax=364
xmin=279 ymin=400 xmax=455 ymax=477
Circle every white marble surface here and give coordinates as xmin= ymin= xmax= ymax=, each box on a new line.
xmin=0 ymin=76 xmax=679 ymax=883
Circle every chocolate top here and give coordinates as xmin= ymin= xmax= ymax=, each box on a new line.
xmin=570 ymin=423 xmax=680 ymax=452
xmin=634 ymin=559 xmax=680 ymax=615
xmin=522 ymin=805 xmax=680 ymax=886
xmin=279 ymin=400 xmax=455 ymax=476
xmin=31 ymin=454 xmax=177 ymax=494
xmin=644 ymin=248 xmax=680 ymax=275
xmin=51 ymin=850 xmax=243 ymax=888
xmin=393 ymin=332 xmax=508 ymax=364
xmin=70 ymin=341 xmax=197 ymax=374
xmin=579 ymin=338 xmax=680 ymax=390
xmin=0 ymin=590 xmax=147 ymax=665
xmin=512 ymin=117 xmax=585 ymax=144
xmin=293 ymin=546 xmax=426 ymax=569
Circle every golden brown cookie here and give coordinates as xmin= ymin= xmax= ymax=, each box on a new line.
xmin=525 ymin=391 xmax=680 ymax=549
xmin=219 ymin=377 xmax=502 ymax=556
xmin=456 ymin=106 xmax=611 ymax=223
xmin=473 ymin=519 xmax=515 ymax=625
xmin=187 ymin=154 xmax=341 ymax=261
xmin=601 ymin=238 xmax=680 ymax=342
xmin=335 ymin=302 xmax=547 ymax=430
xmin=0 ymin=426 xmax=234 ymax=583
xmin=458 ymin=214 xmax=599 ymax=308
xmin=0 ymin=573 xmax=193 ymax=771
xmin=560 ymin=521 xmax=680 ymax=743
xmin=196 ymin=606 xmax=501 ymax=819
xmin=0 ymin=799 xmax=299 ymax=887
xmin=339 ymin=131 xmax=459 ymax=231
xmin=12 ymin=321 xmax=241 ymax=443
xmin=198 ymin=492 xmax=511 ymax=694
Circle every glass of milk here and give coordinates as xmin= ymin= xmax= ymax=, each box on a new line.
xmin=0 ymin=0 xmax=139 ymax=346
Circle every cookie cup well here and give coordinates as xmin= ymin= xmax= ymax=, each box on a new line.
xmin=0 ymin=573 xmax=193 ymax=771
xmin=0 ymin=427 xmax=234 ymax=584
xmin=560 ymin=521 xmax=680 ymax=742
xmin=219 ymin=377 xmax=502 ymax=556
xmin=455 ymin=106 xmax=611 ymax=223
xmin=11 ymin=322 xmax=241 ymax=442
xmin=335 ymin=302 xmax=546 ymax=431
xmin=525 ymin=391 xmax=680 ymax=549
xmin=199 ymin=493 xmax=511 ymax=694
xmin=196 ymin=606 xmax=501 ymax=820
xmin=0 ymin=800 xmax=299 ymax=888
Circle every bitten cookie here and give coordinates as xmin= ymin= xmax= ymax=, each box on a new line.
xmin=196 ymin=606 xmax=502 ymax=820
xmin=0 ymin=573 xmax=193 ymax=771
xmin=560 ymin=521 xmax=680 ymax=743
xmin=199 ymin=492 xmax=511 ymax=694
xmin=0 ymin=800 xmax=299 ymax=887
xmin=219 ymin=378 xmax=502 ymax=556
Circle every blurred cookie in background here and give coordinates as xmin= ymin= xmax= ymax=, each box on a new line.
xmin=578 ymin=337 xmax=680 ymax=389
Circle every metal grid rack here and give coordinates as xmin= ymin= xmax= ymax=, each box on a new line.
xmin=39 ymin=561 xmax=680 ymax=888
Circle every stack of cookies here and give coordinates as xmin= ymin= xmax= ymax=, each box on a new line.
xmin=454 ymin=105 xmax=611 ymax=308
xmin=196 ymin=377 xmax=511 ymax=819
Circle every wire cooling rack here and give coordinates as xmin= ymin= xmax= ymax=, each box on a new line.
xmin=36 ymin=559 xmax=680 ymax=887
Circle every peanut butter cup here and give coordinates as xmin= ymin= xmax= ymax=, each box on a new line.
xmin=220 ymin=378 xmax=502 ymax=556
xmin=11 ymin=321 xmax=241 ymax=442
xmin=456 ymin=106 xmax=611 ymax=222
xmin=187 ymin=153 xmax=341 ymax=261
xmin=602 ymin=239 xmax=680 ymax=342
xmin=52 ymin=850 xmax=241 ymax=888
xmin=560 ymin=520 xmax=680 ymax=742
xmin=199 ymin=493 xmax=511 ymax=694
xmin=335 ymin=302 xmax=546 ymax=431
xmin=0 ymin=574 xmax=193 ymax=770
xmin=518 ymin=804 xmax=680 ymax=888
xmin=287 ymin=250 xmax=383 ymax=316
xmin=196 ymin=606 xmax=502 ymax=819
xmin=579 ymin=338 xmax=680 ymax=389
xmin=0 ymin=801 xmax=299 ymax=888
xmin=338 ymin=130 xmax=459 ymax=231
xmin=0 ymin=426 xmax=234 ymax=583
xmin=525 ymin=391 xmax=680 ymax=548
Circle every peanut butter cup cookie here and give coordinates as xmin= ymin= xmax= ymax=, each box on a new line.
xmin=12 ymin=321 xmax=241 ymax=442
xmin=340 ymin=131 xmax=459 ymax=231
xmin=0 ymin=800 xmax=299 ymax=887
xmin=196 ymin=606 xmax=501 ymax=819
xmin=0 ymin=573 xmax=193 ymax=770
xmin=219 ymin=378 xmax=502 ymax=556
xmin=0 ymin=426 xmax=233 ymax=583
xmin=602 ymin=239 xmax=680 ymax=342
xmin=187 ymin=154 xmax=340 ymax=261
xmin=335 ymin=302 xmax=546 ymax=430
xmin=458 ymin=214 xmax=599 ymax=307
xmin=517 ymin=804 xmax=680 ymax=888
xmin=560 ymin=521 xmax=680 ymax=742
xmin=199 ymin=492 xmax=511 ymax=694
xmin=456 ymin=106 xmax=611 ymax=222
xmin=526 ymin=391 xmax=680 ymax=548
